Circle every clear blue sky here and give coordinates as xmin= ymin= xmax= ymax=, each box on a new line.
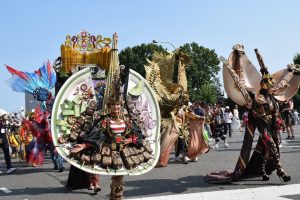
xmin=1 ymin=0 xmax=300 ymax=112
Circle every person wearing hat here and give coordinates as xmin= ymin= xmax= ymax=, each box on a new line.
xmin=0 ymin=112 xmax=17 ymax=174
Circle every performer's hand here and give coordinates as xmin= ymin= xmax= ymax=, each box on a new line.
xmin=70 ymin=144 xmax=86 ymax=153
xmin=123 ymin=138 xmax=132 ymax=145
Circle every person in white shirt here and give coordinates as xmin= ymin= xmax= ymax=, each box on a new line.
xmin=224 ymin=106 xmax=233 ymax=137
xmin=233 ymin=105 xmax=242 ymax=132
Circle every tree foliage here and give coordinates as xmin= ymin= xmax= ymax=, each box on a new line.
xmin=293 ymin=53 xmax=300 ymax=65
xmin=180 ymin=43 xmax=220 ymax=102
xmin=119 ymin=43 xmax=166 ymax=77
xmin=198 ymin=83 xmax=217 ymax=104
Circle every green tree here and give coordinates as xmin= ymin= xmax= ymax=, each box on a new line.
xmin=212 ymin=77 xmax=223 ymax=99
xmin=119 ymin=43 xmax=166 ymax=77
xmin=197 ymin=83 xmax=217 ymax=104
xmin=180 ymin=42 xmax=220 ymax=102
xmin=293 ymin=53 xmax=300 ymax=65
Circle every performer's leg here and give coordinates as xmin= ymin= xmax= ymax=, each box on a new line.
xmin=2 ymin=146 xmax=12 ymax=169
xmin=220 ymin=129 xmax=228 ymax=147
xmin=228 ymin=123 xmax=232 ymax=137
xmin=267 ymin=138 xmax=291 ymax=182
xmin=110 ymin=175 xmax=124 ymax=200
xmin=91 ymin=174 xmax=101 ymax=193
xmin=174 ymin=139 xmax=181 ymax=158
xmin=213 ymin=131 xmax=220 ymax=148
xmin=259 ymin=152 xmax=269 ymax=181
xmin=48 ymin=143 xmax=58 ymax=170
xmin=1 ymin=135 xmax=13 ymax=169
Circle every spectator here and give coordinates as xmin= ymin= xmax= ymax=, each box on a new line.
xmin=0 ymin=113 xmax=17 ymax=174
xmin=224 ymin=106 xmax=233 ymax=137
xmin=204 ymin=104 xmax=213 ymax=138
xmin=212 ymin=101 xmax=228 ymax=148
xmin=293 ymin=109 xmax=299 ymax=125
xmin=276 ymin=115 xmax=284 ymax=147
xmin=242 ymin=111 xmax=248 ymax=128
xmin=283 ymin=99 xmax=295 ymax=140
xmin=233 ymin=105 xmax=242 ymax=132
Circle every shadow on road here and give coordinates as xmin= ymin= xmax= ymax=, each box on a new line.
xmin=0 ymin=186 xmax=99 ymax=197
xmin=124 ymin=175 xmax=219 ymax=197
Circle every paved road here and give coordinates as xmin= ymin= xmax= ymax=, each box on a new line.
xmin=1 ymin=126 xmax=300 ymax=200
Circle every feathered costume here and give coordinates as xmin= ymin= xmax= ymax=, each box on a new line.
xmin=5 ymin=61 xmax=56 ymax=111
xmin=145 ymin=50 xmax=209 ymax=167
xmin=5 ymin=61 xmax=56 ymax=166
xmin=23 ymin=107 xmax=52 ymax=166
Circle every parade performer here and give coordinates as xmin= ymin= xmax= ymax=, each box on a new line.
xmin=24 ymin=108 xmax=63 ymax=170
xmin=22 ymin=107 xmax=49 ymax=165
xmin=69 ymin=83 xmax=148 ymax=198
xmin=205 ymin=44 xmax=300 ymax=183
xmin=6 ymin=109 xmax=26 ymax=161
xmin=5 ymin=61 xmax=62 ymax=168
xmin=145 ymin=50 xmax=209 ymax=167
xmin=52 ymin=31 xmax=160 ymax=199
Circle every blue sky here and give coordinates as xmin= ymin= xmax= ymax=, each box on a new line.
xmin=1 ymin=0 xmax=300 ymax=112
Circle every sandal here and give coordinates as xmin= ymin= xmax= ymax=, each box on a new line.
xmin=94 ymin=185 xmax=101 ymax=193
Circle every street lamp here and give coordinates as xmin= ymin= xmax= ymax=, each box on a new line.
xmin=152 ymin=39 xmax=176 ymax=50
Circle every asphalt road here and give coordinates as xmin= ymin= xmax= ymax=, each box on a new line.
xmin=1 ymin=125 xmax=300 ymax=200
